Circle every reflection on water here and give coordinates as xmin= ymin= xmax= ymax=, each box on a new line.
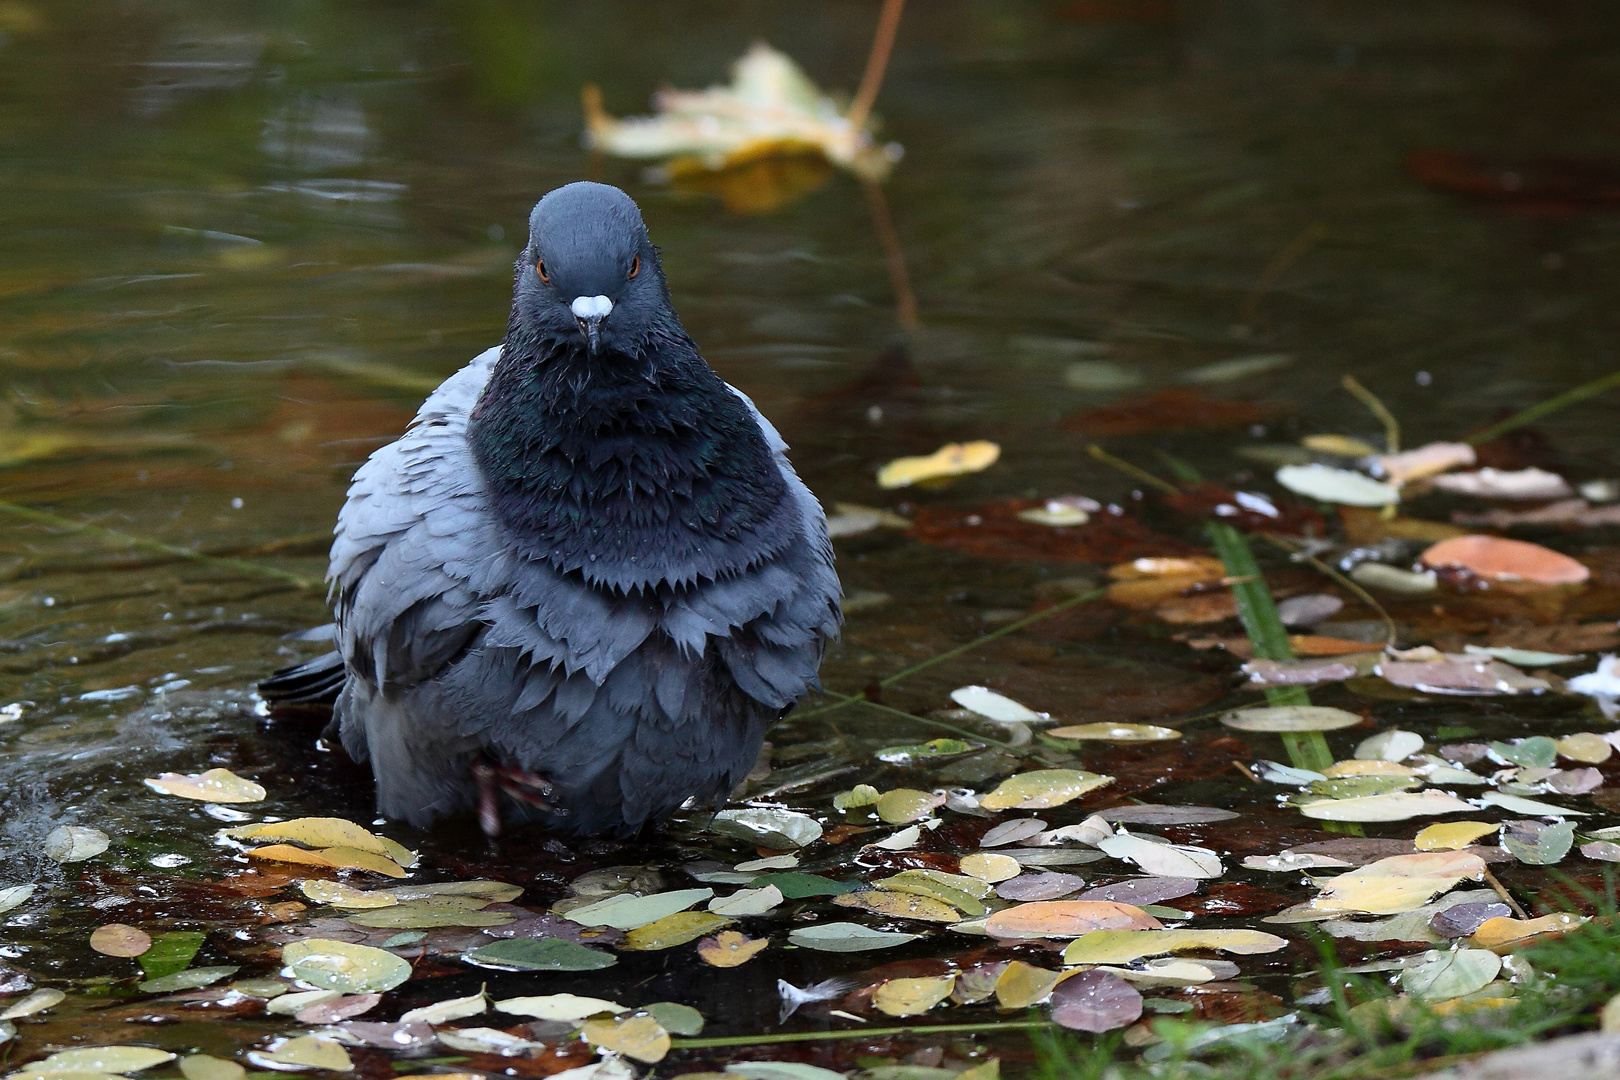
xmin=2 ymin=0 xmax=1620 ymax=1041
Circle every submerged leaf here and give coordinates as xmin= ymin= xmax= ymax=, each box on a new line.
xmin=877 ymin=441 xmax=1000 ymax=489
xmin=44 ymin=825 xmax=109 ymax=863
xmin=1098 ymin=833 xmax=1222 ymax=878
xmin=465 ymin=938 xmax=617 ymax=971
xmin=1222 ymin=706 xmax=1362 ymax=732
xmin=90 ymin=924 xmax=152 ymax=958
xmin=985 ymin=901 xmax=1160 ymax=939
xmin=1300 ymin=790 xmax=1476 ymax=822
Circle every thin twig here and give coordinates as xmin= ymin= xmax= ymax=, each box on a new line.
xmin=1086 ymin=444 xmax=1179 ymax=496
xmin=1482 ymin=868 xmax=1529 ymax=920
xmin=844 ymin=0 xmax=906 ymax=134
xmin=879 ymin=586 xmax=1106 ymax=689
xmin=863 ymin=178 xmax=918 ymax=331
xmin=1465 ymin=368 xmax=1620 ymax=447
xmin=1241 ymin=221 xmax=1329 ymax=325
xmin=0 ymin=499 xmax=321 ymax=591
xmin=1341 ymin=375 xmax=1401 ymax=454
xmin=671 ymin=1018 xmax=1054 ymax=1049
xmin=1262 ymin=535 xmax=1397 ymax=649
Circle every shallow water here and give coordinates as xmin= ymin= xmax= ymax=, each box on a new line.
xmin=5 ymin=0 xmax=1620 ymax=1069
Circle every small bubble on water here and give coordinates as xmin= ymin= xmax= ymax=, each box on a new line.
xmin=1415 ymin=370 xmax=1432 ymax=386
xmin=231 ymin=497 xmax=244 ymax=509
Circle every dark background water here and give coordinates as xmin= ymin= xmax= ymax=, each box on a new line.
xmin=3 ymin=0 xmax=1620 ymax=1047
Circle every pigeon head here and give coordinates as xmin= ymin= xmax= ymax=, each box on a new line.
xmin=514 ymin=181 xmax=667 ymax=358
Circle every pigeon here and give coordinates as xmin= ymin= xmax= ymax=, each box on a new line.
xmin=260 ymin=181 xmax=841 ymax=837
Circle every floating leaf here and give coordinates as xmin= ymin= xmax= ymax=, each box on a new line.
xmin=44 ymin=825 xmax=108 ymax=863
xmin=981 ymin=818 xmax=1049 ymax=847
xmin=1420 ymin=535 xmax=1589 ymax=586
xmin=1472 ymin=912 xmax=1586 ymax=949
xmin=999 ymin=871 xmax=1090 ymax=901
xmin=980 ymin=769 xmax=1113 ymax=810
xmin=281 ymin=939 xmax=412 ymax=993
xmin=873 ymin=975 xmax=955 ymax=1017
xmin=993 ymin=962 xmax=1060 ymax=1008
xmin=1502 ymin=820 xmax=1575 ymax=865
xmin=266 ymin=1036 xmax=352 ymax=1072
xmin=1557 ymin=733 xmax=1613 ymax=764
xmin=1276 ymin=464 xmax=1399 ymax=506
xmin=1491 ymin=737 xmax=1558 ymax=769
xmin=876 ymin=788 xmax=945 ymax=824
xmin=144 ymin=768 xmax=265 ymax=804
xmin=872 ymin=824 xmax=921 ymax=851
xmin=1477 ymin=791 xmax=1588 ymax=817
xmin=179 ymin=1056 xmax=244 ymax=1080
xmin=433 ymin=1028 xmax=544 ymax=1055
xmin=709 ymin=885 xmax=783 ymax=917
xmin=1098 ymin=833 xmax=1222 ymax=879
xmin=267 ymin=990 xmax=339 ymax=1017
xmin=1222 ymin=706 xmax=1363 ymax=732
xmin=748 ymin=872 xmax=855 ymax=898
xmin=711 ymin=808 xmax=823 ymax=849
xmin=223 ymin=818 xmax=411 ymax=863
xmin=1350 ymin=563 xmax=1438 ymax=594
xmin=139 ymin=966 xmax=237 ymax=994
xmin=299 ymin=880 xmax=397 ymax=910
xmin=876 ymin=739 xmax=974 ymax=764
xmin=877 ymin=441 xmax=1000 ymax=489
xmin=645 ymin=1001 xmax=704 ymax=1036
xmin=466 ymin=938 xmax=617 ymax=971
xmin=292 ymin=992 xmax=381 ymax=1024
xmin=1356 ymin=729 xmax=1424 ymax=762
xmin=985 ymin=901 xmax=1160 ymax=939
xmin=833 ymin=785 xmax=881 ymax=811
xmin=582 ymin=1015 xmax=670 ymax=1063
xmin=950 ymin=686 xmax=1049 ymax=723
xmin=399 ymin=989 xmax=487 ymax=1025
xmin=623 ymin=910 xmax=733 ymax=950
xmin=697 ymin=930 xmax=769 ymax=968
xmin=1102 ymin=805 xmax=1241 ymax=826
xmin=1062 ymin=929 xmax=1288 ymax=965
xmin=1401 ymin=949 xmax=1501 ymax=1002
xmin=245 ymin=844 xmax=407 ymax=878
xmin=1310 ymin=851 xmax=1486 ymax=915
xmin=727 ymin=1064 xmax=848 ymax=1080
xmin=0 ymin=990 xmax=64 ymax=1020
xmin=139 ymin=930 xmax=205 ymax=980
xmin=1414 ymin=822 xmax=1497 ymax=851
xmin=960 ymin=852 xmax=1022 ymax=882
xmin=496 ymin=993 xmax=627 ymax=1021
xmin=0 ymin=885 xmax=35 ymax=915
xmin=1469 ymin=645 xmax=1585 ymax=667
xmin=566 ymin=888 xmax=713 ymax=931
xmin=1050 ymin=970 xmax=1143 ymax=1033
xmin=787 ymin=922 xmax=920 ymax=952
xmin=1300 ymin=790 xmax=1476 ymax=822
xmin=1047 ymin=723 xmax=1180 ymax=743
xmin=90 ymin=924 xmax=152 ymax=958
xmin=833 ymin=889 xmax=960 ymax=923
xmin=25 ymin=1048 xmax=175 ymax=1074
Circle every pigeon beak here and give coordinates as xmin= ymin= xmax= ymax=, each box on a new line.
xmin=570 ymin=295 xmax=613 ymax=355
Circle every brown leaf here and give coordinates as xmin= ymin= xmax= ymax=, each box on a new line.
xmin=696 ymin=931 xmax=768 ymax=968
xmin=295 ymin=993 xmax=383 ymax=1024
xmin=1050 ymin=970 xmax=1142 ymax=1032
xmin=1060 ymin=388 xmax=1281 ymax=437
xmin=906 ymin=500 xmax=1200 ymax=563
xmin=1405 ymin=149 xmax=1620 ymax=212
xmin=90 ymin=924 xmax=152 ymax=958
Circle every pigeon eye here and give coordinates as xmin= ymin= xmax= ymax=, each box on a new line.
xmin=536 ymin=260 xmax=549 ymax=283
xmin=627 ymin=254 xmax=640 ymax=280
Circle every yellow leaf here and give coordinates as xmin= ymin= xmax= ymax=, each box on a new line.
xmin=1557 ymin=733 xmax=1613 ymax=764
xmin=994 ymin=962 xmax=1059 ymax=1008
xmin=226 ymin=818 xmax=392 ymax=856
xmin=1470 ymin=912 xmax=1586 ymax=949
xmin=581 ymin=1015 xmax=670 ymax=1063
xmin=696 ymin=930 xmax=768 ymax=968
xmin=621 ymin=911 xmax=732 ymax=951
xmin=144 ymin=768 xmax=266 ymax=803
xmin=298 ymin=880 xmax=398 ymax=909
xmin=833 ymin=889 xmax=961 ymax=923
xmin=1414 ymin=822 xmax=1497 ymax=851
xmin=985 ymin=901 xmax=1161 ymax=939
xmin=1310 ymin=851 xmax=1485 ymax=915
xmin=1062 ymin=929 xmax=1288 ymax=965
xmin=245 ymin=844 xmax=407 ymax=878
xmin=877 ymin=441 xmax=1000 ymax=489
xmin=874 ymin=975 xmax=956 ymax=1017
xmin=1302 ymin=434 xmax=1381 ymax=457
xmin=980 ymin=769 xmax=1114 ymax=811
xmin=959 ymin=852 xmax=1022 ymax=883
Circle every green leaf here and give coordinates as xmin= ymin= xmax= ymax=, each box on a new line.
xmin=139 ymin=965 xmax=238 ymax=994
xmin=875 ymin=739 xmax=974 ymax=765
xmin=1491 ymin=737 xmax=1558 ymax=769
xmin=465 ymin=938 xmax=617 ymax=972
xmin=645 ymin=1001 xmax=705 ymax=1036
xmin=139 ymin=930 xmax=206 ymax=980
xmin=748 ymin=873 xmax=857 ymax=898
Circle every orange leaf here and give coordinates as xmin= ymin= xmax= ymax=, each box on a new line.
xmin=985 ymin=901 xmax=1162 ymax=939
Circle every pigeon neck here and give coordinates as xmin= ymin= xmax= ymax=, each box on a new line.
xmin=466 ymin=326 xmax=798 ymax=592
